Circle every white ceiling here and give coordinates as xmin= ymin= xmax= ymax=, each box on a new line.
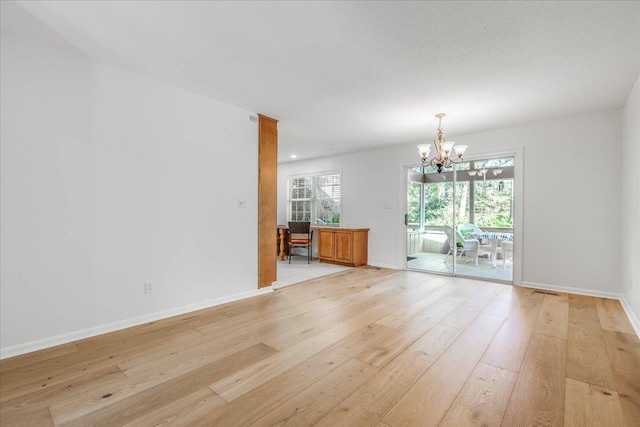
xmin=2 ymin=1 xmax=639 ymax=162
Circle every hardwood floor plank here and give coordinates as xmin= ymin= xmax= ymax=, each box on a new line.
xmin=116 ymin=297 xmax=353 ymax=380
xmin=291 ymin=268 xmax=399 ymax=306
xmin=1 ymin=270 xmax=637 ymax=426
xmin=595 ymin=298 xmax=636 ymax=335
xmin=251 ymin=358 xmax=379 ymax=426
xmin=359 ymin=295 xmax=466 ymax=368
xmin=46 ymin=368 xmax=133 ymax=425
xmin=374 ymin=284 xmax=458 ymax=329
xmin=0 ymin=364 xmax=123 ymax=426
xmin=316 ymin=324 xmax=461 ymax=427
xmin=261 ymin=289 xmax=399 ymax=351
xmin=191 ymin=323 xmax=397 ymax=426
xmin=568 ymin=293 xmax=596 ymax=305
xmin=439 ymin=282 xmax=503 ymax=330
xmin=55 ymin=343 xmax=276 ymax=426
xmin=193 ymin=296 xmax=336 ymax=336
xmin=480 ymin=283 xmax=524 ymax=319
xmin=602 ymin=330 xmax=640 ymax=427
xmin=0 ymin=342 xmax=79 ymax=374
xmin=566 ymin=301 xmax=617 ymax=390
xmin=448 ymin=278 xmax=493 ymax=299
xmin=480 ymin=296 xmax=543 ymax=372
xmin=73 ymin=311 xmax=225 ymax=352
xmin=520 ymin=287 xmax=548 ymax=300
xmin=0 ymin=329 xmax=205 ymax=403
xmin=216 ymin=269 xmax=370 ymax=317
xmin=382 ymin=312 xmax=506 ymax=427
xmin=0 ymin=406 xmax=54 ymax=427
xmin=116 ymin=329 xmax=264 ymax=381
xmin=501 ymin=333 xmax=566 ymax=427
xmin=564 ymin=378 xmax=625 ymax=427
xmin=439 ymin=362 xmax=517 ymax=427
xmin=533 ymin=293 xmax=569 ymax=340
xmin=123 ymin=387 xmax=225 ymax=427
xmin=209 ymin=269 xmax=365 ymax=320
xmin=210 ymin=304 xmax=392 ymax=402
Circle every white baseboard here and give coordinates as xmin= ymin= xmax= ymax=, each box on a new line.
xmin=521 ymin=281 xmax=622 ymax=300
xmin=0 ymin=286 xmax=273 ymax=360
xmin=522 ymin=280 xmax=639 ymax=339
xmin=619 ymin=296 xmax=640 ymax=338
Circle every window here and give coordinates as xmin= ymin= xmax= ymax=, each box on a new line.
xmin=288 ymin=172 xmax=341 ymax=226
xmin=407 ymin=157 xmax=514 ymax=230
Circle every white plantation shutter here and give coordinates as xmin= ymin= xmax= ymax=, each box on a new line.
xmin=288 ymin=172 xmax=341 ymax=226
xmin=289 ymin=177 xmax=313 ymax=221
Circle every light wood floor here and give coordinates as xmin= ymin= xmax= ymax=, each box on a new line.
xmin=1 ymin=268 xmax=639 ymax=426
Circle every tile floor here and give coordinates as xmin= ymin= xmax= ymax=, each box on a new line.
xmin=273 ymin=257 xmax=352 ymax=289
xmin=407 ymin=251 xmax=513 ymax=282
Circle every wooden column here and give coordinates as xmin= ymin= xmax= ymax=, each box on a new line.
xmin=258 ymin=114 xmax=278 ymax=288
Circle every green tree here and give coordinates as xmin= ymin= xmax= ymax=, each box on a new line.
xmin=474 ymin=179 xmax=513 ymax=227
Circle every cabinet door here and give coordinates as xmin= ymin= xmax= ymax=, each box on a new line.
xmin=335 ymin=231 xmax=354 ymax=263
xmin=318 ymin=230 xmax=335 ymax=260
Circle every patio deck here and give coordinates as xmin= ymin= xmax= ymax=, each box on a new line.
xmin=407 ymin=251 xmax=513 ymax=282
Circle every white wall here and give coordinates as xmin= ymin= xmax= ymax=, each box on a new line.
xmin=279 ymin=109 xmax=623 ymax=296
xmin=621 ymin=73 xmax=640 ymax=331
xmin=0 ymin=34 xmax=260 ymax=358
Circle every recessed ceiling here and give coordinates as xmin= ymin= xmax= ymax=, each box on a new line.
xmin=2 ymin=1 xmax=639 ymax=162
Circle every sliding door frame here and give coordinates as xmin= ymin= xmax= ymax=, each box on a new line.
xmin=399 ymin=146 xmax=524 ymax=285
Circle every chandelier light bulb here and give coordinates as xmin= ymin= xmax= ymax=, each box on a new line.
xmin=454 ymin=145 xmax=468 ymax=158
xmin=417 ymin=144 xmax=431 ymax=159
xmin=441 ymin=142 xmax=454 ymax=155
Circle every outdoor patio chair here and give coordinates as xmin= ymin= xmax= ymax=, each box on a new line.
xmin=444 ymin=225 xmax=482 ymax=266
xmin=458 ymin=222 xmax=493 ymax=260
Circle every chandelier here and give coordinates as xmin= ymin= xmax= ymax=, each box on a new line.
xmin=417 ymin=113 xmax=467 ymax=173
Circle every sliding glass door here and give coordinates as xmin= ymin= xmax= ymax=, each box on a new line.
xmin=406 ymin=157 xmax=515 ymax=282
xmin=406 ymin=166 xmax=465 ymax=276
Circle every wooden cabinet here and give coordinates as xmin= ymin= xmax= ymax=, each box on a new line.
xmin=317 ymin=227 xmax=369 ymax=267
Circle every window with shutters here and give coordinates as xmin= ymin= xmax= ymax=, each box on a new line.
xmin=288 ymin=172 xmax=341 ymax=226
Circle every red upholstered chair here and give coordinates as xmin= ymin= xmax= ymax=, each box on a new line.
xmin=288 ymin=221 xmax=313 ymax=264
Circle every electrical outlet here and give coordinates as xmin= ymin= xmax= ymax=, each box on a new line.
xmin=238 ymin=199 xmax=247 ymax=208
xmin=144 ymin=282 xmax=153 ymax=294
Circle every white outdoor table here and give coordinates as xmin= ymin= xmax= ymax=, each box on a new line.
xmin=467 ymin=232 xmax=514 ymax=268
